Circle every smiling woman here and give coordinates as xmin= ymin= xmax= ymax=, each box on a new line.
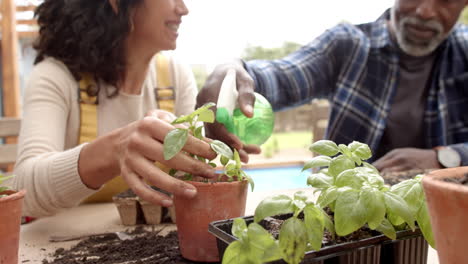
xmin=12 ymin=0 xmax=216 ymax=218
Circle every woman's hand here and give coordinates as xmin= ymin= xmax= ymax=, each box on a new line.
xmin=79 ymin=109 xmax=217 ymax=207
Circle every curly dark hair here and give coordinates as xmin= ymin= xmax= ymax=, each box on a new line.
xmin=34 ymin=0 xmax=143 ymax=95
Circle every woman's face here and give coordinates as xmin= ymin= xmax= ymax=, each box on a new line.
xmin=130 ymin=0 xmax=189 ymax=52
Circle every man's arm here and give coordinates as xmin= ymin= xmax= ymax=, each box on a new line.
xmin=196 ymin=25 xmax=353 ymax=160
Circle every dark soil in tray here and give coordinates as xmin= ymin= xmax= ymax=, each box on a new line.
xmin=42 ymin=227 xmax=218 ymax=264
xmin=381 ymin=169 xmax=433 ymax=186
xmin=261 ymin=210 xmax=376 ymax=247
xmin=442 ymin=173 xmax=468 ymax=186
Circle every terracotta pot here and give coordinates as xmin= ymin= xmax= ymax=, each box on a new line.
xmin=0 ymin=189 xmax=26 ymax=264
xmin=422 ymin=166 xmax=468 ymax=264
xmin=173 ymin=178 xmax=248 ymax=262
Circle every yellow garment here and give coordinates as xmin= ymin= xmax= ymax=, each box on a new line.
xmin=83 ymin=54 xmax=175 ymax=203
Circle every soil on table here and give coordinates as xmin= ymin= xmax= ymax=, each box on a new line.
xmin=42 ymin=227 xmax=218 ymax=264
xmin=442 ymin=172 xmax=468 ymax=186
xmin=381 ymin=169 xmax=433 ymax=186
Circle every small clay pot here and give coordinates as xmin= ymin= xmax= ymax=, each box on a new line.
xmin=173 ymin=178 xmax=248 ymax=262
xmin=422 ymin=166 xmax=468 ymax=264
xmin=0 ymin=189 xmax=26 ymax=264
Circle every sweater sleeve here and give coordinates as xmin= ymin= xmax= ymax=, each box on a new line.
xmin=12 ymin=59 xmax=97 ymax=217
xmin=170 ymin=54 xmax=198 ymax=116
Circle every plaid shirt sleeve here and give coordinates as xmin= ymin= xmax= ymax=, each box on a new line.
xmin=244 ymin=24 xmax=359 ymax=112
xmin=451 ymin=144 xmax=468 ymax=166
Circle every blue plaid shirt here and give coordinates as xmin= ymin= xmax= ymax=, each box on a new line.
xmin=246 ymin=10 xmax=468 ymax=165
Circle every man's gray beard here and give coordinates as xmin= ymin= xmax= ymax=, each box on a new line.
xmin=390 ymin=8 xmax=450 ymax=57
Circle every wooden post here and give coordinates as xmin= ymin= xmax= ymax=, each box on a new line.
xmin=1 ymin=0 xmax=21 ymax=118
xmin=1 ymin=0 xmax=20 ymax=171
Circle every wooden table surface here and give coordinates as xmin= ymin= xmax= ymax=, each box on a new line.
xmin=19 ymin=188 xmax=439 ymax=263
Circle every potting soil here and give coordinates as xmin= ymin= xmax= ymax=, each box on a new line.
xmin=381 ymin=169 xmax=433 ymax=186
xmin=442 ymin=172 xmax=468 ymax=185
xmin=42 ymin=228 xmax=218 ymax=264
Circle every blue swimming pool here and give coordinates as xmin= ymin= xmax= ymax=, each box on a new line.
xmin=243 ymin=165 xmax=311 ymax=192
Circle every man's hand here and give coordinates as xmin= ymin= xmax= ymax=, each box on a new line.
xmin=196 ymin=60 xmax=261 ymax=162
xmin=372 ymin=148 xmax=442 ymax=173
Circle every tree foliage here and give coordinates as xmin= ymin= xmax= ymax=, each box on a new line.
xmin=242 ymin=42 xmax=302 ymax=61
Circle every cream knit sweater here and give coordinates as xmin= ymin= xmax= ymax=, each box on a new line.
xmin=12 ymin=54 xmax=197 ymax=217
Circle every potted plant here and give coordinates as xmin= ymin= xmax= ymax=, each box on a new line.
xmin=210 ymin=140 xmax=435 ymax=264
xmin=163 ymin=102 xmax=254 ymax=262
xmin=422 ymin=166 xmax=468 ymax=264
xmin=0 ymin=173 xmax=26 ymax=264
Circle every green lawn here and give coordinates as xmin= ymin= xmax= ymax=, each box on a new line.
xmin=261 ymin=131 xmax=312 ymax=152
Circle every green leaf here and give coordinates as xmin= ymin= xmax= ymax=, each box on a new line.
xmin=317 ymin=187 xmax=339 ymax=208
xmin=292 ymin=192 xmax=308 ymax=213
xmin=171 ymin=115 xmax=191 ymax=124
xmin=376 ymin=218 xmax=396 ymax=240
xmin=193 ymin=125 xmax=204 ymax=139
xmin=362 ymin=162 xmax=379 ymax=174
xmin=223 ymin=241 xmax=258 ymax=264
xmin=168 ymin=168 xmax=177 ymax=176
xmin=309 ymin=140 xmax=340 ymax=157
xmin=163 ymin=128 xmax=189 ymax=160
xmin=254 ymin=195 xmax=294 ymax=223
xmin=220 ymin=155 xmax=230 ymax=166
xmin=233 ymin=149 xmax=241 ymax=167
xmin=303 ymin=204 xmax=325 ymax=250
xmin=0 ymin=187 xmax=9 ymax=193
xmin=335 ymin=169 xmax=364 ymax=189
xmin=322 ymin=209 xmax=335 ymax=235
xmin=387 ymin=212 xmax=405 ymax=227
xmin=360 ymin=186 xmax=386 ymax=229
xmin=210 ymin=140 xmax=233 ymax=159
xmin=225 ymin=163 xmax=236 ymax=173
xmin=208 ymin=162 xmax=217 ymax=168
xmin=0 ymin=174 xmax=13 ymax=185
xmin=384 ymin=192 xmax=416 ymax=230
xmin=293 ymin=199 xmax=307 ymax=214
xmin=365 ymin=173 xmax=385 ymax=189
xmin=302 ymin=156 xmax=332 ymax=171
xmin=279 ymin=218 xmax=308 ymax=264
xmin=245 ymin=175 xmax=255 ymax=192
xmin=188 ymin=102 xmax=216 ymax=121
xmin=338 ymin=144 xmax=352 ymax=157
xmin=335 ymin=189 xmax=367 ymax=236
xmin=348 ymin=141 xmax=372 ymax=160
xmin=390 ymin=179 xmax=423 ymax=216
xmin=307 ymin=173 xmax=333 ymax=189
xmin=197 ymin=108 xmax=215 ymax=123
xmin=328 ymin=155 xmax=355 ymax=177
xmin=232 ymin=218 xmax=248 ymax=239
xmin=416 ymin=199 xmax=435 ymax=248
xmin=247 ymin=223 xmax=282 ymax=262
xmin=294 ymin=191 xmax=308 ymax=202
xmin=350 ymin=153 xmax=362 ymax=166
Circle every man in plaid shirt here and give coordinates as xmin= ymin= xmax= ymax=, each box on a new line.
xmin=197 ymin=0 xmax=468 ymax=172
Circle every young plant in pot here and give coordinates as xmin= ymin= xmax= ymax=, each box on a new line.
xmin=422 ymin=166 xmax=468 ymax=264
xmin=163 ymin=102 xmax=254 ymax=262
xmin=212 ymin=140 xmax=435 ymax=264
xmin=0 ymin=173 xmax=26 ymax=264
